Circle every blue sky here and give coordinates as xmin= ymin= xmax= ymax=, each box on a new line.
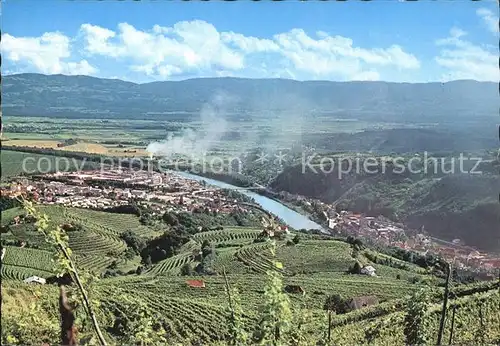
xmin=2 ymin=0 xmax=498 ymax=83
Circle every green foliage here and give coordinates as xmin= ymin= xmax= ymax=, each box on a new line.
xmin=120 ymin=230 xmax=146 ymax=254
xmin=180 ymin=262 xmax=194 ymax=276
xmin=224 ymin=285 xmax=248 ymax=346
xmin=196 ymin=240 xmax=217 ymax=275
xmin=145 ymin=253 xmax=193 ymax=275
xmin=163 ymin=212 xmax=179 ymax=226
xmin=404 ymin=287 xmax=433 ymax=345
xmin=348 ymin=261 xmax=363 ymax=275
xmin=324 ymin=294 xmax=350 ymax=314
xmin=141 ymin=229 xmax=190 ymax=264
xmin=3 ymin=202 xmax=500 ymax=345
xmin=20 ymin=199 xmax=107 ymax=346
xmin=255 ymin=240 xmax=292 ymax=345
xmin=363 ymin=312 xmax=402 ymax=344
xmin=111 ymin=294 xmax=167 ymax=345
xmin=1 ymin=150 xmax=95 ymax=180
xmin=1 ymin=288 xmax=59 ymax=345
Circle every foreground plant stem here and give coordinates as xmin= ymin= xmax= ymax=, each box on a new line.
xmin=22 ymin=199 xmax=108 ymax=346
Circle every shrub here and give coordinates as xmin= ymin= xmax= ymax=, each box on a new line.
xmin=349 ymin=261 xmax=363 ymax=274
xmin=106 ymin=204 xmax=141 ymax=216
xmin=120 ymin=230 xmax=146 ymax=254
xmin=323 ymin=294 xmax=350 ymax=314
xmin=162 ymin=212 xmax=179 ymax=226
xmin=180 ymin=263 xmax=194 ymax=276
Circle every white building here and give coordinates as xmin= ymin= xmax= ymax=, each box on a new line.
xmin=360 ymin=265 xmax=377 ymax=277
xmin=24 ymin=276 xmax=46 ymax=285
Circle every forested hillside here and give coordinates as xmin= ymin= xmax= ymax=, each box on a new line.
xmin=271 ymin=156 xmax=500 ymax=252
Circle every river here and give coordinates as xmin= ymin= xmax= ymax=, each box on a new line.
xmin=173 ymin=171 xmax=326 ymax=232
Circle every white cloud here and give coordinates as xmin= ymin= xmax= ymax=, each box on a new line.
xmin=476 ymin=8 xmax=498 ymax=34
xmin=449 ymin=27 xmax=467 ymax=39
xmin=435 ymin=28 xmax=498 ymax=82
xmin=79 ymin=21 xmax=419 ymax=81
xmin=80 ymin=20 xmax=244 ymax=78
xmin=4 ymin=14 xmax=497 ymax=83
xmin=221 ymin=32 xmax=279 ymax=53
xmin=1 ymin=32 xmax=97 ymax=75
xmin=80 ymin=23 xmax=122 ymax=57
xmin=274 ymin=29 xmax=420 ymax=72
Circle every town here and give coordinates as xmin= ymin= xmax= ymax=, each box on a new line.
xmin=2 ymin=168 xmax=251 ymax=217
xmin=287 ymin=195 xmax=500 ymax=276
xmin=3 ymin=167 xmax=499 ymax=276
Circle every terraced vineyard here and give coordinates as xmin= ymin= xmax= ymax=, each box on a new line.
xmin=1 ymin=264 xmax=54 ymax=281
xmin=1 ymin=206 xmax=149 ymax=275
xmin=235 ymin=242 xmax=286 ymax=274
xmin=68 ymin=228 xmax=127 ymax=255
xmin=64 ymin=207 xmax=161 ymax=239
xmin=76 ymin=254 xmax=115 ymax=273
xmin=212 ymin=247 xmax=252 ymax=274
xmin=1 ymin=207 xmax=25 ymax=226
xmin=101 ymin=271 xmax=422 ymax=312
xmin=1 ymin=246 xmax=55 ymax=280
xmin=192 ymin=227 xmax=262 ymax=245
xmin=2 ymin=246 xmax=54 ymax=271
xmin=276 ymin=240 xmax=353 ymax=274
xmin=100 ymin=275 xmax=500 ymax=343
xmin=329 ymin=289 xmax=500 ymax=345
xmin=99 ymin=289 xmax=232 ymax=343
xmin=146 ymin=253 xmax=195 ymax=275
xmin=2 ymin=203 xmax=499 ymax=345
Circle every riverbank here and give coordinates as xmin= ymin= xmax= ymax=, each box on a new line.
xmin=160 ymin=164 xmax=326 ymax=227
xmin=172 ymin=170 xmax=327 ymax=232
xmin=0 ymin=147 xmax=326 ymax=232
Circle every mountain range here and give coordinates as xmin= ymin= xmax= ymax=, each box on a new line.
xmin=2 ymin=74 xmax=497 ymax=122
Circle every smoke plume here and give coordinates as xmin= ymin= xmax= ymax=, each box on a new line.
xmin=146 ymin=92 xmax=231 ymax=159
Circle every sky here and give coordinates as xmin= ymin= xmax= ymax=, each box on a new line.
xmin=1 ymin=0 xmax=498 ymax=83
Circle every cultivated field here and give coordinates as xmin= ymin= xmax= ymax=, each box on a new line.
xmin=1 ymin=150 xmax=94 ymax=180
xmin=1 ymin=203 xmax=499 ymax=345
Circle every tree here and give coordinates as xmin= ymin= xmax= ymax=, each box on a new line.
xmin=323 ymin=294 xmax=349 ymax=314
xmin=141 ymin=229 xmax=190 ymax=264
xmin=292 ymin=235 xmax=300 ymax=245
xmin=349 ymin=261 xmax=363 ymax=274
xmin=201 ymin=240 xmax=212 ymax=254
xmin=162 ymin=212 xmax=179 ymax=226
xmin=120 ymin=230 xmax=145 ymax=254
xmin=353 ymin=238 xmax=364 ymax=249
xmin=196 ymin=241 xmax=217 ymax=275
